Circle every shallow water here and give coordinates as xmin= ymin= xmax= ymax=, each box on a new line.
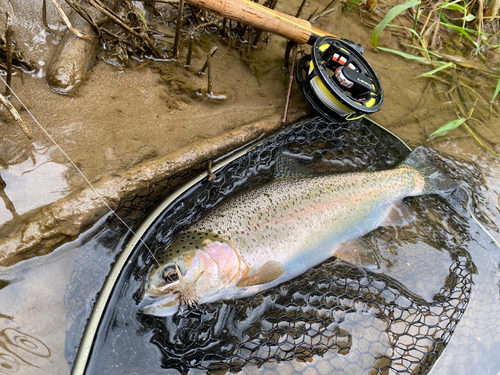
xmin=0 ymin=214 xmax=125 ymax=374
xmin=428 ymin=149 xmax=500 ymax=375
xmin=0 ymin=237 xmax=76 ymax=374
xmin=0 ymin=143 xmax=70 ymax=225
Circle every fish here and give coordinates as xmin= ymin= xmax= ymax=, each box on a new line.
xmin=141 ymin=146 xmax=459 ymax=317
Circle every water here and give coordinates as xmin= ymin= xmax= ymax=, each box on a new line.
xmin=0 ymin=235 xmax=76 ymax=374
xmin=0 ymin=214 xmax=126 ymax=374
xmin=428 ymin=147 xmax=500 ymax=375
xmin=0 ymin=143 xmax=70 ymax=225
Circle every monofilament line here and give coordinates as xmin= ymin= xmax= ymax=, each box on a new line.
xmin=1 ymin=76 xmax=162 ymax=268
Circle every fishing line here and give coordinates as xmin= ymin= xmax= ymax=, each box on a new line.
xmin=0 ymin=76 xmax=162 ymax=268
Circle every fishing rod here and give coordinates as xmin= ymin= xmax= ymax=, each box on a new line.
xmin=185 ymin=0 xmax=384 ymax=121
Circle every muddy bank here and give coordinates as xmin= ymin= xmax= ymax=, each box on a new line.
xmin=0 ymin=108 xmax=308 ymax=266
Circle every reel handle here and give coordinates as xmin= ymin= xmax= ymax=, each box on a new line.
xmin=185 ymin=0 xmax=338 ymax=45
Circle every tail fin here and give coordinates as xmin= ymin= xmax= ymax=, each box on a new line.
xmin=399 ymin=146 xmax=460 ymax=195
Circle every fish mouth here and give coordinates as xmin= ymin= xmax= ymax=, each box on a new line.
xmin=141 ymin=293 xmax=180 ymax=317
xmin=143 ymin=263 xmax=205 ymax=315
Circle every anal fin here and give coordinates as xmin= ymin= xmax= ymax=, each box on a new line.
xmin=237 ymin=260 xmax=285 ymax=287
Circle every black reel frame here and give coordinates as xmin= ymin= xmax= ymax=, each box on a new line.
xmin=296 ymin=36 xmax=384 ymax=122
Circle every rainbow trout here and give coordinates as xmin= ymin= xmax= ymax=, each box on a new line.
xmin=141 ymin=147 xmax=458 ymax=316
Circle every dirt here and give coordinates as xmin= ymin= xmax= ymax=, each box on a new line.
xmin=1 ymin=0 xmax=500 ymax=263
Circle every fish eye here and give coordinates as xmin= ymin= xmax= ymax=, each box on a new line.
xmin=162 ymin=269 xmax=179 ymax=283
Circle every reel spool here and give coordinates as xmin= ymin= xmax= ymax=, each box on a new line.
xmin=296 ymin=36 xmax=384 ymax=122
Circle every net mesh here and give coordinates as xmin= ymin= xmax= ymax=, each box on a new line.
xmin=66 ymin=117 xmax=495 ymax=375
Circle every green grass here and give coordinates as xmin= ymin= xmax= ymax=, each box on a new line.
xmin=368 ymin=0 xmax=500 ymax=157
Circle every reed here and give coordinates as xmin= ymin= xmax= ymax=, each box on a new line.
xmin=367 ymin=0 xmax=500 ymax=157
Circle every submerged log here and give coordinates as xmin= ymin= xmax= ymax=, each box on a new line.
xmin=0 ymin=108 xmax=309 ymax=266
xmin=46 ymin=0 xmax=121 ymax=95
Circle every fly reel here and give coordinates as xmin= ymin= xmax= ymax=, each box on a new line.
xmin=296 ymin=36 xmax=384 ymax=122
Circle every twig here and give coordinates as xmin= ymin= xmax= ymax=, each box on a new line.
xmin=65 ymin=0 xmax=102 ymax=31
xmin=207 ymin=160 xmax=216 ymax=181
xmin=221 ymin=17 xmax=227 ymax=38
xmin=194 ymin=21 xmax=218 ymax=31
xmin=186 ymin=35 xmax=194 ymax=68
xmin=88 ymin=0 xmax=164 ymax=58
xmin=295 ymin=0 xmax=308 ymax=18
xmin=101 ymin=28 xmax=144 ymax=49
xmin=189 ymin=5 xmax=200 ymax=24
xmin=283 ymin=40 xmax=293 ymax=70
xmin=5 ymin=12 xmax=12 ymax=96
xmin=202 ymin=45 xmax=225 ymax=100
xmin=282 ymin=44 xmax=298 ymax=126
xmin=199 ymin=44 xmax=218 ymax=74
xmin=42 ymin=0 xmax=65 ymax=36
xmin=207 ymin=49 xmax=214 ymax=94
xmin=319 ymin=0 xmax=336 ymax=15
xmin=307 ymin=8 xmax=318 ymax=21
xmin=50 ymin=0 xmax=98 ymax=39
xmin=251 ymin=28 xmax=263 ymax=47
xmin=309 ymin=3 xmax=343 ymax=23
xmin=173 ymin=0 xmax=185 ymax=59
xmin=0 ymin=93 xmax=33 ymax=139
xmin=0 ymin=175 xmax=19 ymax=217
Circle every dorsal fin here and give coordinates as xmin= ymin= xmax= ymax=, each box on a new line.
xmin=237 ymin=260 xmax=285 ymax=287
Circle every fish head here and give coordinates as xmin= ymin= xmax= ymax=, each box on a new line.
xmin=141 ymin=233 xmax=247 ymax=316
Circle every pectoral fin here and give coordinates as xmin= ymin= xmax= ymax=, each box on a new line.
xmin=334 ymin=239 xmax=378 ymax=268
xmin=380 ymin=202 xmax=416 ymax=227
xmin=237 ymin=260 xmax=285 ymax=287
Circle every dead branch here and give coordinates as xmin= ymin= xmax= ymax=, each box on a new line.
xmin=0 ymin=93 xmax=33 ymax=139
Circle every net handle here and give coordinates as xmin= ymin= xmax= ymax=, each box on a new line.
xmin=185 ymin=0 xmax=338 ymax=45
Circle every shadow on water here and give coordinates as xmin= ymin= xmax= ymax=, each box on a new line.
xmin=1 ymin=117 xmax=500 ymax=375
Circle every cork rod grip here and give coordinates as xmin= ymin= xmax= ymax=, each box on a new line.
xmin=185 ymin=0 xmax=314 ymax=44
